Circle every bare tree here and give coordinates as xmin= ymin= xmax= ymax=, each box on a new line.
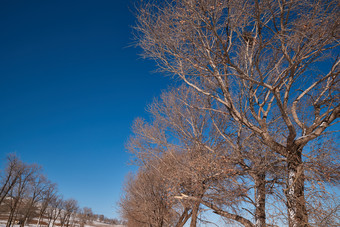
xmin=0 ymin=155 xmax=63 ymax=226
xmin=303 ymin=136 xmax=340 ymax=226
xmin=4 ymin=162 xmax=40 ymax=227
xmin=59 ymin=198 xmax=78 ymax=227
xmin=19 ymin=174 xmax=49 ymax=227
xmin=127 ymin=87 xmax=223 ymax=226
xmin=119 ymin=168 xmax=177 ymax=227
xmin=46 ymin=195 xmax=63 ymax=227
xmin=0 ymin=154 xmax=27 ymax=205
xmin=134 ymin=0 xmax=339 ymax=226
xmin=127 ymin=85 xmax=287 ymax=226
xmin=79 ymin=207 xmax=94 ymax=227
xmin=0 ymin=154 xmax=115 ymax=227
xmin=36 ymin=182 xmax=58 ymax=227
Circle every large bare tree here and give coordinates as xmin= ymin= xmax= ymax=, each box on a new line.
xmin=134 ymin=0 xmax=339 ymax=226
xmin=127 ymin=85 xmax=287 ymax=226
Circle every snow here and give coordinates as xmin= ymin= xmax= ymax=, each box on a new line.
xmin=0 ymin=220 xmax=124 ymax=227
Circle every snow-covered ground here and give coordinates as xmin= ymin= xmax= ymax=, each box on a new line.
xmin=0 ymin=220 xmax=124 ymax=227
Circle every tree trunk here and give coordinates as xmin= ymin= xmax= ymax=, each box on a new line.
xmin=51 ymin=214 xmax=58 ymax=227
xmin=20 ymin=201 xmax=33 ymax=227
xmin=286 ymin=147 xmax=308 ymax=227
xmin=7 ymin=198 xmax=20 ymax=227
xmin=53 ymin=209 xmax=62 ymax=227
xmin=36 ymin=215 xmax=42 ymax=227
xmin=65 ymin=215 xmax=71 ymax=227
xmin=47 ymin=216 xmax=52 ymax=227
xmin=254 ymin=173 xmax=266 ymax=227
xmin=179 ymin=195 xmax=254 ymax=227
xmin=6 ymin=210 xmax=14 ymax=227
xmin=190 ymin=201 xmax=200 ymax=227
xmin=175 ymin=208 xmax=192 ymax=227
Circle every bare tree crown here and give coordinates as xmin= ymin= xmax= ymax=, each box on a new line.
xmin=135 ymin=0 xmax=339 ymax=153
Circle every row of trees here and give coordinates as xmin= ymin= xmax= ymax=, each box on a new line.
xmin=0 ymin=154 xmax=122 ymax=227
xmin=120 ymin=85 xmax=339 ymax=226
xmin=120 ymin=0 xmax=339 ymax=226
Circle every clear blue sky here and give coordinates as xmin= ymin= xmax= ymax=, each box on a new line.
xmin=0 ymin=0 xmax=172 ymax=219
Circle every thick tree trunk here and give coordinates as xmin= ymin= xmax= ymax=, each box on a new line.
xmin=176 ymin=194 xmax=254 ymax=227
xmin=286 ymin=147 xmax=308 ymax=227
xmin=212 ymin=209 xmax=254 ymax=227
xmin=7 ymin=198 xmax=20 ymax=227
xmin=190 ymin=201 xmax=200 ymax=227
xmin=175 ymin=208 xmax=192 ymax=227
xmin=254 ymin=173 xmax=266 ymax=227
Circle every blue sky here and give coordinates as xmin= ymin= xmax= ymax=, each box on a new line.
xmin=0 ymin=0 xmax=172 ymax=219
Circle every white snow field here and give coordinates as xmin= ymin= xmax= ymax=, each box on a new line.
xmin=0 ymin=220 xmax=124 ymax=227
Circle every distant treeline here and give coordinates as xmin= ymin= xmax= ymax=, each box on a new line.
xmin=0 ymin=153 xmax=123 ymax=227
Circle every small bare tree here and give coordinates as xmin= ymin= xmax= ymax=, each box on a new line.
xmin=59 ymin=199 xmax=78 ymax=227
xmin=0 ymin=154 xmax=27 ymax=205
xmin=46 ymin=195 xmax=63 ymax=227
xmin=36 ymin=182 xmax=58 ymax=227
xmin=119 ymin=167 xmax=177 ymax=227
xmin=79 ymin=207 xmax=94 ymax=227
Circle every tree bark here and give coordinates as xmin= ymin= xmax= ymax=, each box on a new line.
xmin=175 ymin=194 xmax=254 ymax=227
xmin=6 ymin=209 xmax=14 ymax=227
xmin=175 ymin=208 xmax=192 ymax=227
xmin=190 ymin=201 xmax=200 ymax=227
xmin=20 ymin=199 xmax=34 ymax=227
xmin=6 ymin=198 xmax=20 ymax=227
xmin=254 ymin=173 xmax=266 ymax=227
xmin=36 ymin=215 xmax=42 ymax=227
xmin=286 ymin=147 xmax=308 ymax=227
xmin=211 ymin=209 xmax=254 ymax=227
